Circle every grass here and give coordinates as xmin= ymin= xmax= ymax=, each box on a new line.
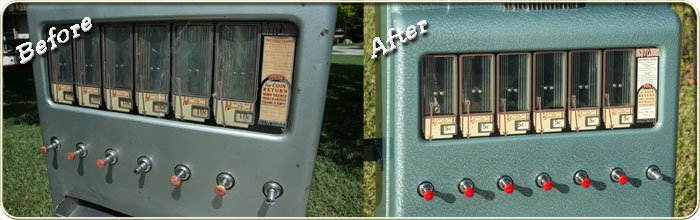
xmin=1 ymin=55 xmax=364 ymax=217
xmin=362 ymin=3 xmax=378 ymax=217
xmin=675 ymin=73 xmax=697 ymax=217
xmin=334 ymin=42 xmax=363 ymax=47
xmin=2 ymin=65 xmax=52 ymax=217
xmin=362 ymin=3 xmax=698 ymax=218
xmin=306 ymin=54 xmax=364 ymax=216
xmin=672 ymin=4 xmax=697 ymax=217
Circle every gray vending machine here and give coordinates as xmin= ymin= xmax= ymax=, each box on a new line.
xmin=28 ymin=3 xmax=337 ymax=217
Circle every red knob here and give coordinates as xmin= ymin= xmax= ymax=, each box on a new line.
xmin=618 ymin=175 xmax=628 ymax=185
xmin=96 ymin=159 xmax=106 ymax=169
xmin=504 ymin=183 xmax=514 ymax=194
xmin=423 ymin=190 xmax=434 ymax=201
xmin=170 ymin=176 xmax=182 ymax=187
xmin=67 ymin=152 xmax=76 ymax=161
xmin=464 ymin=187 xmax=474 ymax=198
xmin=214 ymin=185 xmax=227 ymax=196
xmin=543 ymin=180 xmax=553 ymax=191
xmin=581 ymin=177 xmax=591 ymax=188
xmin=40 ymin=146 xmax=48 ymax=155
xmin=611 ymin=168 xmax=628 ymax=185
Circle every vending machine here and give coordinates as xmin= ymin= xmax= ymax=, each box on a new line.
xmin=29 ymin=3 xmax=336 ymax=216
xmin=374 ymin=3 xmax=679 ymax=217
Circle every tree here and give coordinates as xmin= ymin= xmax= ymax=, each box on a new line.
xmin=336 ymin=4 xmax=363 ymax=43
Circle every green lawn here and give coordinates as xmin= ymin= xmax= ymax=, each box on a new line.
xmin=362 ymin=3 xmax=697 ymax=218
xmin=306 ymin=54 xmax=364 ymax=216
xmin=362 ymin=4 xmax=379 ymax=217
xmin=1 ymin=54 xmax=364 ymax=217
xmin=2 ymin=65 xmax=51 ymax=217
xmin=334 ymin=42 xmax=363 ymax=47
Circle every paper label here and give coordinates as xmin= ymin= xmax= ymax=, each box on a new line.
xmin=118 ymin=97 xmax=132 ymax=109
xmin=424 ymin=116 xmax=456 ymax=140
xmin=78 ymin=86 xmax=101 ymax=107
xmin=137 ymin=92 xmax=168 ymax=116
xmin=551 ymin=118 xmax=565 ymax=128
xmin=214 ymin=99 xmax=254 ymax=127
xmin=191 ymin=105 xmax=209 ymax=118
xmin=516 ymin=120 xmax=530 ymax=131
xmin=234 ymin=110 xmax=255 ymax=125
xmin=89 ymin=94 xmax=101 ymax=105
xmin=153 ymin=101 xmax=168 ymax=113
xmin=106 ymin=89 xmax=132 ymax=112
xmin=54 ymin=84 xmax=74 ymax=104
xmin=636 ymin=48 xmax=659 ymax=123
xmin=620 ymin=114 xmax=634 ymax=124
xmin=173 ymin=96 xmax=208 ymax=122
xmin=441 ymin=124 xmax=457 ymax=135
xmin=586 ymin=116 xmax=599 ymax=126
xmin=479 ymin=123 xmax=493 ymax=132
xmin=258 ymin=36 xmax=296 ymax=128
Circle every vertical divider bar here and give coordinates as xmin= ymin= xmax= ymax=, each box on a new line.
xmin=466 ymin=100 xmax=471 ymax=139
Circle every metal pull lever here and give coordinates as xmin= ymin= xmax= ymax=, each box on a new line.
xmin=40 ymin=138 xmax=61 ymax=155
xmin=610 ymin=167 xmax=628 ymax=185
xmin=574 ymin=170 xmax=591 ymax=188
xmin=96 ymin=149 xmax=118 ymax=169
xmin=66 ymin=143 xmax=87 ymax=161
xmin=646 ymin=165 xmax=662 ymax=180
xmin=170 ymin=165 xmax=191 ymax=187
xmin=133 ymin=156 xmax=153 ymax=174
xmin=214 ymin=173 xmax=235 ymax=197
xmin=536 ymin=173 xmax=553 ymax=191
xmin=417 ymin=181 xmax=434 ymax=201
xmin=497 ymin=175 xmax=514 ymax=194
xmin=263 ymin=181 xmax=284 ymax=205
xmin=458 ymin=178 xmax=475 ymax=198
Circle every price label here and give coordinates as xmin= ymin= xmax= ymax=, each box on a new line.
xmin=153 ymin=101 xmax=168 ymax=113
xmin=191 ymin=106 xmax=209 ymax=118
xmin=89 ymin=94 xmax=101 ymax=105
xmin=234 ymin=110 xmax=255 ymax=125
xmin=441 ymin=124 xmax=457 ymax=135
xmin=118 ymin=97 xmax=132 ymax=109
xmin=586 ymin=116 xmax=599 ymax=126
xmin=551 ymin=118 xmax=565 ymax=128
xmin=63 ymin=91 xmax=74 ymax=102
xmin=620 ymin=114 xmax=633 ymax=124
xmin=479 ymin=123 xmax=493 ymax=132
xmin=516 ymin=120 xmax=530 ymax=131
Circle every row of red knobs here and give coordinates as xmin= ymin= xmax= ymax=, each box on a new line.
xmin=41 ymin=143 xmax=236 ymax=197
xmin=419 ymin=171 xmax=629 ymax=201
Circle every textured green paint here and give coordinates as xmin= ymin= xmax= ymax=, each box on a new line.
xmin=377 ymin=3 xmax=680 ymax=217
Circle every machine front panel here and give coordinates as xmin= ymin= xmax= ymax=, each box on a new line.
xmin=28 ymin=3 xmax=337 ymax=216
xmin=378 ymin=3 xmax=679 ymax=217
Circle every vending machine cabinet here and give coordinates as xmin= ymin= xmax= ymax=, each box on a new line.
xmin=28 ymin=3 xmax=336 ymax=216
xmin=376 ymin=3 xmax=679 ymax=217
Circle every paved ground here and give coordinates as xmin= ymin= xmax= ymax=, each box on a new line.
xmin=332 ymin=46 xmax=363 ymax=56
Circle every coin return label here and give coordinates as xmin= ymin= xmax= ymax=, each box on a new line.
xmin=636 ymin=48 xmax=659 ymax=123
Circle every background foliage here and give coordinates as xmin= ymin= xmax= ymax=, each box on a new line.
xmin=336 ymin=3 xmax=364 ymax=44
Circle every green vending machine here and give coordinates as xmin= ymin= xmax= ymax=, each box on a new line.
xmin=375 ymin=3 xmax=679 ymax=217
